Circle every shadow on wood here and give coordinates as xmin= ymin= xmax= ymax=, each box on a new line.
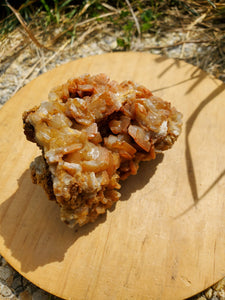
xmin=0 ymin=154 xmax=164 ymax=273
xmin=185 ymin=83 xmax=225 ymax=203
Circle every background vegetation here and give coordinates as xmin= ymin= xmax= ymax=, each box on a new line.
xmin=1 ymin=0 xmax=225 ymax=79
xmin=1 ymin=0 xmax=225 ymax=47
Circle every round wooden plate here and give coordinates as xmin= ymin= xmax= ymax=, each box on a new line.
xmin=0 ymin=52 xmax=224 ymax=300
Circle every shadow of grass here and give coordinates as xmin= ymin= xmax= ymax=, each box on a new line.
xmin=185 ymin=83 xmax=225 ymax=203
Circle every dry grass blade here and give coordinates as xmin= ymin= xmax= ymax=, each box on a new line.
xmin=180 ymin=12 xmax=208 ymax=58
xmin=125 ymin=0 xmax=141 ymax=38
xmin=102 ymin=2 xmax=119 ymax=12
xmin=5 ymin=0 xmax=53 ymax=51
xmin=12 ymin=59 xmax=40 ymax=95
xmin=42 ymin=40 xmax=70 ymax=68
xmin=0 ymin=40 xmax=27 ymax=64
xmin=144 ymin=39 xmax=213 ymax=50
xmin=49 ymin=11 xmax=120 ymax=47
xmin=76 ymin=11 xmax=120 ymax=28
xmin=73 ymin=22 xmax=108 ymax=49
xmin=187 ymin=13 xmax=207 ymax=29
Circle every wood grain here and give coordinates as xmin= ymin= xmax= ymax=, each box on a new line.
xmin=0 ymin=52 xmax=224 ymax=300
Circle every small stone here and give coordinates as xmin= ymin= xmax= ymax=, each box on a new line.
xmin=211 ymin=296 xmax=219 ymax=300
xmin=6 ymin=274 xmax=14 ymax=287
xmin=213 ymin=278 xmax=225 ymax=291
xmin=32 ymin=289 xmax=49 ymax=300
xmin=11 ymin=275 xmax=24 ymax=295
xmin=205 ymin=288 xmax=213 ymax=299
xmin=26 ymin=283 xmax=37 ymax=295
xmin=19 ymin=289 xmax=32 ymax=300
xmin=21 ymin=277 xmax=29 ymax=288
xmin=0 ymin=266 xmax=13 ymax=284
xmin=0 ymin=258 xmax=8 ymax=267
xmin=1 ymin=284 xmax=12 ymax=297
xmin=109 ymin=40 xmax=117 ymax=50
xmin=196 ymin=296 xmax=206 ymax=300
xmin=216 ymin=289 xmax=225 ymax=298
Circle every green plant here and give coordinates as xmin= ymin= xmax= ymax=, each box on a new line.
xmin=140 ymin=9 xmax=155 ymax=32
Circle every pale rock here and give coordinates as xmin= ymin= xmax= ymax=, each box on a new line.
xmin=216 ymin=289 xmax=225 ymax=298
xmin=11 ymin=276 xmax=23 ymax=295
xmin=213 ymin=278 xmax=225 ymax=291
xmin=0 ymin=267 xmax=13 ymax=284
xmin=205 ymin=288 xmax=213 ymax=299
xmin=19 ymin=289 xmax=32 ymax=300
xmin=211 ymin=296 xmax=219 ymax=300
xmin=32 ymin=290 xmax=49 ymax=300
xmin=1 ymin=284 xmax=12 ymax=298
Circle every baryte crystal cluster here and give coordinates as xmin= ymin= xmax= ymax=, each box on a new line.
xmin=23 ymin=73 xmax=182 ymax=227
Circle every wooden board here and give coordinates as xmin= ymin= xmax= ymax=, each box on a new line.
xmin=0 ymin=52 xmax=224 ymax=300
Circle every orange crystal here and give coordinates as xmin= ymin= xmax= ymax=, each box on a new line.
xmin=23 ymin=73 xmax=182 ymax=227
